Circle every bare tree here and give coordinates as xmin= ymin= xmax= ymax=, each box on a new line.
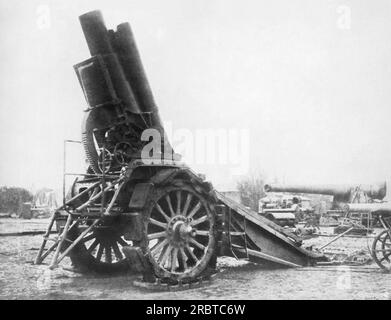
xmin=237 ymin=174 xmax=266 ymax=211
xmin=0 ymin=186 xmax=33 ymax=214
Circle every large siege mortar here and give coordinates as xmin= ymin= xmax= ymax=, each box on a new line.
xmin=35 ymin=10 xmax=325 ymax=284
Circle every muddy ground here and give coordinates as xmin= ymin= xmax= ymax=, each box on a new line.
xmin=0 ymin=218 xmax=390 ymax=300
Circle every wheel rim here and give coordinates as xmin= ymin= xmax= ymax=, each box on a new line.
xmin=372 ymin=230 xmax=391 ymax=270
xmin=145 ymin=188 xmax=215 ymax=279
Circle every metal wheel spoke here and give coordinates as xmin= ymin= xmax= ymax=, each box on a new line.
xmin=171 ymin=248 xmax=178 ymax=271
xmin=157 ymin=244 xmax=168 ymax=262
xmin=147 ymin=188 xmax=215 ymax=276
xmin=96 ymin=244 xmax=104 ymax=261
xmin=87 ymin=239 xmax=99 ymax=253
xmin=82 ymin=233 xmax=96 ymax=243
xmin=195 ymin=230 xmax=210 ymax=236
xmin=189 ymin=238 xmax=206 ymax=250
xmin=182 ymin=193 xmax=193 ymax=216
xmin=105 ymin=246 xmax=112 ymax=263
xmin=148 ymin=231 xmax=167 ymax=240
xmin=165 ymin=195 xmax=175 ymax=217
xmin=179 ymin=247 xmax=188 ymax=270
xmin=187 ymin=202 xmax=202 ymax=219
xmin=186 ymin=245 xmax=199 ymax=263
xmin=112 ymin=242 xmax=123 ymax=260
xmin=116 ymin=237 xmax=128 ymax=247
xmin=149 ymin=218 xmax=167 ymax=229
xmin=159 ymin=245 xmax=172 ymax=267
xmin=151 ymin=238 xmax=168 ymax=254
xmin=191 ymin=214 xmax=209 ymax=226
xmin=176 ymin=191 xmax=182 ymax=215
xmin=156 ymin=203 xmax=170 ymax=222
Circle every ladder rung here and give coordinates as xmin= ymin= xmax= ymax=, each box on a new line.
xmin=87 ymin=206 xmax=121 ymax=211
xmin=227 ymin=231 xmax=246 ymax=236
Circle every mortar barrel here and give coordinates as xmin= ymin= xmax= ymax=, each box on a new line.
xmin=102 ymin=54 xmax=140 ymax=113
xmin=114 ymin=23 xmax=162 ymax=126
xmin=79 ymin=10 xmax=113 ymax=56
xmin=114 ymin=22 xmax=173 ymax=158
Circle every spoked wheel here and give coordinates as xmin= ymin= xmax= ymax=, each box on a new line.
xmin=143 ymin=184 xmax=216 ymax=282
xmin=372 ymin=229 xmax=391 ymax=271
xmin=63 ymin=218 xmax=132 ymax=274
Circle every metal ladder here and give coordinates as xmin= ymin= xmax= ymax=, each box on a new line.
xmin=34 ymin=210 xmax=100 ymax=269
xmin=34 ymin=139 xmax=122 ymax=269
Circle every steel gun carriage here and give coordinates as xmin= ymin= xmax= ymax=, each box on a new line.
xmin=264 ymin=182 xmax=387 ymax=226
xmin=35 ymin=10 xmax=325 ymax=285
xmin=344 ymin=202 xmax=391 ymax=270
xmin=265 ymin=183 xmax=391 ymax=270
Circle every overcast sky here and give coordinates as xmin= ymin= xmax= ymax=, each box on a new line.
xmin=1 ymin=0 xmax=391 ymax=195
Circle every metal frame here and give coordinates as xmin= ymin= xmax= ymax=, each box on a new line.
xmin=35 ymin=139 xmax=121 ymax=268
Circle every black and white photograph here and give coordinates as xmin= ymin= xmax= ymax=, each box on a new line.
xmin=0 ymin=0 xmax=390 ymax=303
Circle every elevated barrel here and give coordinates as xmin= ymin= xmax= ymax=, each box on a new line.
xmin=75 ymin=10 xmax=177 ymax=173
xmin=112 ymin=22 xmax=168 ymax=151
xmin=113 ymin=23 xmax=158 ymax=114
xmin=77 ymin=10 xmax=166 ymax=127
xmin=79 ymin=10 xmax=114 ymax=56
xmin=77 ymin=10 xmax=140 ymax=113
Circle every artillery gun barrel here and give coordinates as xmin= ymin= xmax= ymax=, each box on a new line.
xmin=264 ymin=182 xmax=387 ymax=201
xmin=114 ymin=23 xmax=157 ymax=114
xmin=76 ymin=10 xmax=175 ymax=170
xmin=114 ymin=23 xmax=163 ymax=129
xmin=79 ymin=11 xmax=114 ymax=56
xmin=78 ymin=10 xmax=163 ymax=128
xmin=264 ymin=183 xmax=352 ymax=199
xmin=345 ymin=202 xmax=391 ymax=213
xmin=77 ymin=10 xmax=140 ymax=113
